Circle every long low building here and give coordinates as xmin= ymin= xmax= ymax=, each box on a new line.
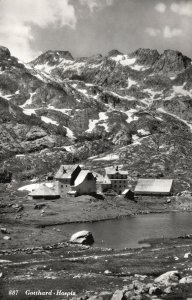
xmin=134 ymin=179 xmax=173 ymax=196
xmin=28 ymin=183 xmax=60 ymax=200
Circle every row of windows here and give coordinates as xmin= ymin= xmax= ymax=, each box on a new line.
xmin=113 ymin=186 xmax=126 ymax=189
xmin=111 ymin=181 xmax=127 ymax=184
xmin=110 ymin=174 xmax=127 ymax=179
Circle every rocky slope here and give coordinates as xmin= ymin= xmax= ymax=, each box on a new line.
xmin=0 ymin=45 xmax=192 ymax=187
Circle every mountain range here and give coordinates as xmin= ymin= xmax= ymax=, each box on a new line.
xmin=0 ymin=45 xmax=192 ymax=192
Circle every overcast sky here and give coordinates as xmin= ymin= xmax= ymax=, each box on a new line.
xmin=0 ymin=0 xmax=191 ymax=62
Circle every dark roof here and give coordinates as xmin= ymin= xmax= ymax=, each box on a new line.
xmin=55 ymin=164 xmax=80 ymax=179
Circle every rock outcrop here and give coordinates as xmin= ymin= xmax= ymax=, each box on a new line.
xmin=153 ymin=49 xmax=191 ymax=74
xmin=70 ymin=230 xmax=94 ymax=245
xmin=0 ymin=45 xmax=192 ymax=190
xmin=154 ymin=270 xmax=181 ymax=286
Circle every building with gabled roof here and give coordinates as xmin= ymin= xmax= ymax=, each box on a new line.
xmin=122 ymin=189 xmax=135 ymax=200
xmin=71 ymin=170 xmax=96 ymax=195
xmin=134 ymin=179 xmax=173 ymax=196
xmin=29 ymin=183 xmax=60 ymax=200
xmin=54 ymin=164 xmax=81 ymax=196
xmin=55 ymin=164 xmax=81 ymax=182
xmin=55 ymin=164 xmax=96 ymax=196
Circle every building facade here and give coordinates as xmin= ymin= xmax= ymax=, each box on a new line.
xmin=55 ymin=165 xmax=81 ymax=197
xmin=55 ymin=165 xmax=96 ymax=196
xmin=71 ymin=170 xmax=96 ymax=195
xmin=104 ymin=166 xmax=128 ymax=194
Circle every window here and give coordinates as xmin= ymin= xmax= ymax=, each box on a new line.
xmin=61 ymin=185 xmax=63 ymax=188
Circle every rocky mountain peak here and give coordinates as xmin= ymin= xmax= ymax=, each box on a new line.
xmin=153 ymin=49 xmax=191 ymax=74
xmin=30 ymin=50 xmax=74 ymax=66
xmin=1 ymin=44 xmax=192 ymax=188
xmin=0 ymin=46 xmax=11 ymax=60
xmin=107 ymin=49 xmax=123 ymax=57
xmin=129 ymin=48 xmax=160 ymax=66
xmin=89 ymin=54 xmax=103 ymax=60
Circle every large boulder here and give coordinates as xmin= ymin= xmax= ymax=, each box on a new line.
xmin=179 ymin=276 xmax=192 ymax=284
xmin=154 ymin=270 xmax=181 ymax=286
xmin=111 ymin=290 xmax=124 ymax=300
xmin=69 ymin=230 xmax=94 ymax=245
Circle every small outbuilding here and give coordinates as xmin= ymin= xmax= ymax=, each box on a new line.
xmin=122 ymin=189 xmax=135 ymax=200
xmin=134 ymin=179 xmax=173 ymax=196
xmin=28 ymin=183 xmax=60 ymax=200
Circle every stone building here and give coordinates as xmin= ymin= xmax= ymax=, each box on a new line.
xmin=102 ymin=166 xmax=128 ymax=194
xmin=71 ymin=170 xmax=96 ymax=195
xmin=54 ymin=164 xmax=96 ymax=196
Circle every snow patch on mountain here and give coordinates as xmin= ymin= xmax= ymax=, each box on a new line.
xmin=41 ymin=114 xmax=75 ymax=138
xmin=124 ymin=109 xmax=139 ymax=123
xmin=35 ymin=62 xmax=55 ymax=73
xmin=93 ymin=153 xmax=119 ymax=161
xmin=59 ymin=60 xmax=86 ymax=73
xmin=77 ymin=88 xmax=89 ymax=96
xmin=110 ymin=54 xmax=150 ymax=71
xmin=41 ymin=116 xmax=58 ymax=126
xmin=131 ymin=64 xmax=149 ymax=71
xmin=88 ymin=62 xmax=103 ymax=69
xmin=34 ymin=73 xmax=45 ymax=81
xmin=108 ymin=91 xmax=135 ymax=101
xmin=20 ymin=92 xmax=36 ymax=108
xmin=48 ymin=105 xmax=72 ymax=115
xmin=0 ymin=91 xmax=12 ymax=100
xmin=98 ymin=112 xmax=109 ymax=131
xmin=63 ymin=145 xmax=75 ymax=153
xmin=23 ymin=109 xmax=36 ymax=116
xmin=110 ymin=54 xmax=136 ymax=66
xmin=64 ymin=127 xmax=75 ymax=139
xmin=86 ymin=112 xmax=109 ymax=132
xmin=138 ymin=129 xmax=150 ymax=135
xmin=132 ymin=134 xmax=140 ymax=141
xmin=173 ymin=84 xmax=192 ymax=97
xmin=85 ymin=83 xmax=94 ymax=87
xmin=127 ymin=78 xmax=138 ymax=88
xmin=165 ymin=83 xmax=192 ymax=100
xmin=86 ymin=119 xmax=99 ymax=132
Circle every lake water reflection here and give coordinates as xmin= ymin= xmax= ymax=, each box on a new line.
xmin=62 ymin=212 xmax=192 ymax=249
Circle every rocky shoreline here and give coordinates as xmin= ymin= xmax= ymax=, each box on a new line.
xmin=1 ymin=234 xmax=192 ymax=299
xmin=36 ymin=209 xmax=185 ymax=228
xmin=1 ymin=191 xmax=192 ymax=299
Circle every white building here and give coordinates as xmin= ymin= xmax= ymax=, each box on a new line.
xmin=55 ymin=164 xmax=96 ymax=196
